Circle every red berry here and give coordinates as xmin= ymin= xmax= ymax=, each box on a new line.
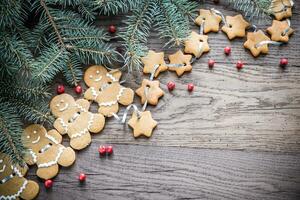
xmin=236 ymin=61 xmax=244 ymax=70
xmin=167 ymin=81 xmax=176 ymax=91
xmin=74 ymin=85 xmax=83 ymax=94
xmin=108 ymin=25 xmax=116 ymax=34
xmin=208 ymin=59 xmax=215 ymax=68
xmin=57 ymin=84 xmax=65 ymax=94
xmin=79 ymin=173 xmax=86 ymax=182
xmin=44 ymin=179 xmax=53 ymax=188
xmin=106 ymin=145 xmax=113 ymax=155
xmin=224 ymin=46 xmax=231 ymax=55
xmin=187 ymin=83 xmax=194 ymax=92
xmin=98 ymin=146 xmax=106 ymax=156
xmin=280 ymin=58 xmax=288 ymax=67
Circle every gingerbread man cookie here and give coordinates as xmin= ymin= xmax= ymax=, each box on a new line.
xmin=244 ymin=30 xmax=271 ymax=57
xmin=221 ymin=14 xmax=250 ymax=40
xmin=84 ymin=65 xmax=134 ymax=117
xmin=271 ymin=0 xmax=293 ymax=20
xmin=267 ymin=20 xmax=294 ymax=42
xmin=50 ymin=93 xmax=105 ymax=150
xmin=168 ymin=50 xmax=192 ymax=77
xmin=194 ymin=9 xmax=222 ymax=33
xmin=136 ymin=79 xmax=164 ymax=105
xmin=141 ymin=50 xmax=168 ymax=78
xmin=128 ymin=111 xmax=157 ymax=138
xmin=0 ymin=153 xmax=39 ymax=200
xmin=184 ymin=31 xmax=210 ymax=58
xmin=23 ymin=124 xmax=76 ymax=179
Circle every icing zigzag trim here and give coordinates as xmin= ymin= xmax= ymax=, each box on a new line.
xmin=37 ymin=146 xmax=65 ymax=168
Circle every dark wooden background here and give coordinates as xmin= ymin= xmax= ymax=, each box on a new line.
xmin=27 ymin=0 xmax=300 ymax=199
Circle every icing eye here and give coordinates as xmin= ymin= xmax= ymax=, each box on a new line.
xmin=33 ymin=130 xmax=37 ymax=134
xmin=56 ymin=104 xmax=60 ymax=107
xmin=27 ymin=136 xmax=30 ymax=139
xmin=96 ymin=70 xmax=100 ymax=74
xmin=89 ymin=75 xmax=93 ymax=79
xmin=0 ymin=159 xmax=3 ymax=163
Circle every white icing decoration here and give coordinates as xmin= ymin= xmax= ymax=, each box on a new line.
xmin=91 ymin=87 xmax=99 ymax=99
xmin=106 ymin=73 xmax=117 ymax=82
xmin=94 ymin=76 xmax=102 ymax=82
xmin=0 ymin=165 xmax=6 ymax=172
xmin=75 ymin=103 xmax=87 ymax=112
xmin=99 ymin=87 xmax=125 ymax=107
xmin=59 ymin=103 xmax=69 ymax=111
xmin=89 ymin=75 xmax=93 ymax=79
xmin=29 ymin=149 xmax=37 ymax=163
xmin=70 ymin=129 xmax=88 ymax=139
xmin=0 ymin=179 xmax=28 ymax=200
xmin=58 ymin=118 xmax=68 ymax=133
xmin=96 ymin=70 xmax=100 ymax=74
xmin=88 ymin=113 xmax=94 ymax=130
xmin=0 ymin=160 xmax=2 ymax=163
xmin=37 ymin=146 xmax=65 ymax=168
xmin=26 ymin=136 xmax=30 ymax=139
xmin=31 ymin=136 xmax=40 ymax=144
xmin=45 ymin=133 xmax=59 ymax=144
xmin=56 ymin=104 xmax=59 ymax=107
xmin=33 ymin=131 xmax=37 ymax=134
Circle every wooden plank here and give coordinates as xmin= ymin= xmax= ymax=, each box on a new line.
xmin=27 ymin=144 xmax=300 ymax=200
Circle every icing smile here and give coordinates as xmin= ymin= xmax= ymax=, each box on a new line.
xmin=59 ymin=103 xmax=69 ymax=111
xmin=0 ymin=165 xmax=6 ymax=173
xmin=94 ymin=76 xmax=102 ymax=82
xmin=32 ymin=136 xmax=40 ymax=144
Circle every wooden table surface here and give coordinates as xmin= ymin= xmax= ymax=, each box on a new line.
xmin=28 ymin=1 xmax=300 ymax=199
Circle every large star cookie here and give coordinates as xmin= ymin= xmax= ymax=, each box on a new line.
xmin=271 ymin=0 xmax=293 ymax=20
xmin=136 ymin=79 xmax=164 ymax=105
xmin=168 ymin=50 xmax=192 ymax=77
xmin=244 ymin=30 xmax=271 ymax=57
xmin=128 ymin=111 xmax=157 ymax=138
xmin=141 ymin=50 xmax=168 ymax=78
xmin=221 ymin=14 xmax=249 ymax=40
xmin=194 ymin=9 xmax=222 ymax=33
xmin=267 ymin=20 xmax=294 ymax=42
xmin=184 ymin=31 xmax=210 ymax=58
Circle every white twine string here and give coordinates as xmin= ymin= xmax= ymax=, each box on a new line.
xmin=211 ymin=8 xmax=228 ymax=27
xmin=255 ymin=40 xmax=282 ymax=48
xmin=282 ymin=19 xmax=291 ymax=36
xmin=199 ymin=21 xmax=204 ymax=35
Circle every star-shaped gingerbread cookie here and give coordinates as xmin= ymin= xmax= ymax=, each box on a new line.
xmin=136 ymin=79 xmax=164 ymax=105
xmin=244 ymin=30 xmax=271 ymax=57
xmin=128 ymin=111 xmax=157 ymax=138
xmin=271 ymin=0 xmax=293 ymax=20
xmin=195 ymin=9 xmax=222 ymax=33
xmin=168 ymin=50 xmax=192 ymax=77
xmin=141 ymin=50 xmax=168 ymax=78
xmin=267 ymin=20 xmax=294 ymax=42
xmin=221 ymin=14 xmax=250 ymax=40
xmin=184 ymin=31 xmax=210 ymax=58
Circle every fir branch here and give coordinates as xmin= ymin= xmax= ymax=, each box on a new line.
xmin=0 ymin=0 xmax=24 ymax=30
xmin=94 ymin=0 xmax=138 ymax=15
xmin=0 ymin=103 xmax=26 ymax=165
xmin=62 ymin=55 xmax=82 ymax=86
xmin=170 ymin=0 xmax=198 ymax=20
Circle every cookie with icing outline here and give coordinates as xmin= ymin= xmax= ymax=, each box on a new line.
xmin=0 ymin=153 xmax=39 ymax=200
xmin=84 ymin=65 xmax=134 ymax=117
xmin=244 ymin=30 xmax=271 ymax=57
xmin=221 ymin=14 xmax=250 ymax=40
xmin=168 ymin=50 xmax=192 ymax=77
xmin=267 ymin=20 xmax=294 ymax=42
xmin=136 ymin=79 xmax=164 ymax=105
xmin=23 ymin=124 xmax=76 ymax=179
xmin=184 ymin=31 xmax=210 ymax=58
xmin=50 ymin=93 xmax=105 ymax=150
xmin=141 ymin=50 xmax=168 ymax=78
xmin=128 ymin=111 xmax=157 ymax=138
xmin=195 ymin=9 xmax=222 ymax=33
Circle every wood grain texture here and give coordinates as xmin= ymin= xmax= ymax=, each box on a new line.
xmin=28 ymin=144 xmax=300 ymax=200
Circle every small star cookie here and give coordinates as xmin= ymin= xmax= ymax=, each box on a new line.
xmin=244 ymin=30 xmax=271 ymax=57
xmin=271 ymin=0 xmax=293 ymax=20
xmin=136 ymin=79 xmax=164 ymax=105
xmin=168 ymin=50 xmax=192 ymax=77
xmin=195 ymin=9 xmax=222 ymax=33
xmin=184 ymin=31 xmax=210 ymax=58
xmin=128 ymin=111 xmax=157 ymax=138
xmin=221 ymin=14 xmax=250 ymax=40
xmin=267 ymin=20 xmax=294 ymax=42
xmin=141 ymin=50 xmax=168 ymax=78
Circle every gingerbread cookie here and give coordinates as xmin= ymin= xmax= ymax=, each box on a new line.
xmin=194 ymin=9 xmax=222 ymax=33
xmin=128 ymin=111 xmax=157 ymax=138
xmin=23 ymin=124 xmax=76 ymax=179
xmin=0 ymin=153 xmax=39 ymax=200
xmin=50 ymin=93 xmax=105 ymax=150
xmin=141 ymin=50 xmax=168 ymax=78
xmin=84 ymin=65 xmax=134 ymax=117
xmin=136 ymin=79 xmax=164 ymax=105
xmin=267 ymin=20 xmax=294 ymax=42
xmin=168 ymin=50 xmax=192 ymax=77
xmin=271 ymin=0 xmax=293 ymax=20
xmin=184 ymin=31 xmax=210 ymax=58
xmin=244 ymin=30 xmax=271 ymax=57
xmin=221 ymin=14 xmax=250 ymax=40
